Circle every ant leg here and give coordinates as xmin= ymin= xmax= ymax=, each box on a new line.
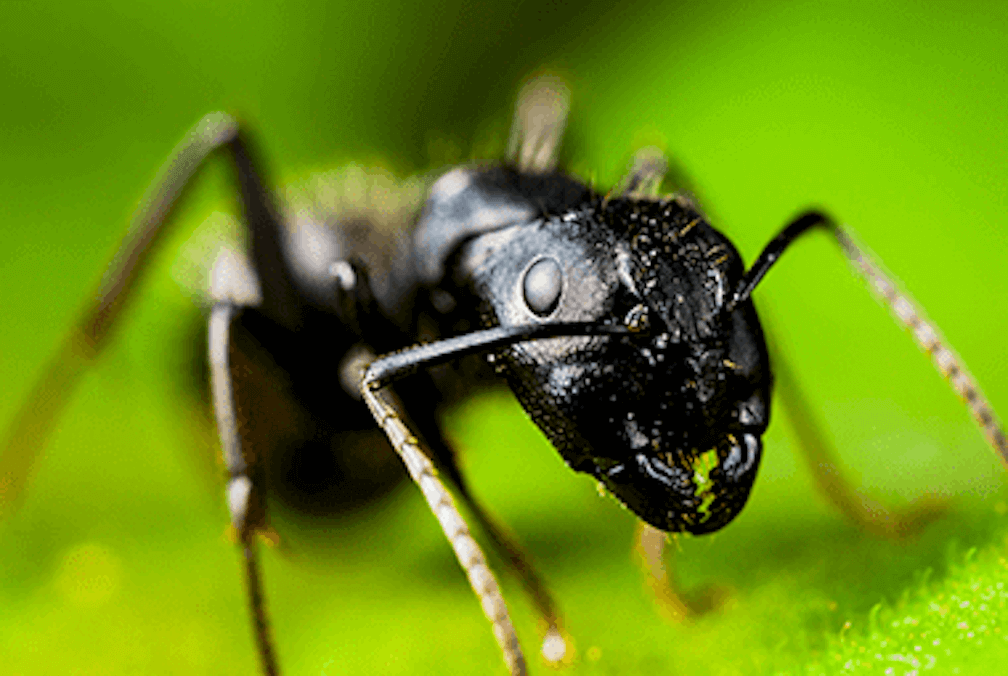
xmin=210 ymin=302 xmax=280 ymax=676
xmin=225 ymin=131 xmax=306 ymax=330
xmin=634 ymin=522 xmax=685 ymax=622
xmin=508 ymin=75 xmax=569 ymax=174
xmin=634 ymin=522 xmax=732 ymax=622
xmin=361 ymin=377 xmax=527 ymax=676
xmin=768 ymin=335 xmax=945 ymax=538
xmin=612 ymin=146 xmax=668 ymax=199
xmin=0 ymin=113 xmax=239 ymax=518
xmin=736 ymin=212 xmax=944 ymax=537
xmin=611 ymin=146 xmax=702 ymax=204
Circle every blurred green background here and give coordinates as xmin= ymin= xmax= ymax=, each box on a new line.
xmin=2 ymin=1 xmax=1008 ymax=674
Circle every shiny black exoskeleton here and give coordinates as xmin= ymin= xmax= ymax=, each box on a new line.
xmin=415 ymin=166 xmax=770 ymax=534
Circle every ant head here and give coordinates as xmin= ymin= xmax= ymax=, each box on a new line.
xmin=464 ymin=197 xmax=773 ymax=534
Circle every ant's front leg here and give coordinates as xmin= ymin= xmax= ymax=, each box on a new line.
xmin=634 ymin=522 xmax=733 ymax=623
xmin=615 ymin=146 xmax=737 ymax=622
xmin=631 ymin=349 xmax=946 ymax=627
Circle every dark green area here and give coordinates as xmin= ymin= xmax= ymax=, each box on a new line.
xmin=2 ymin=1 xmax=1007 ymax=674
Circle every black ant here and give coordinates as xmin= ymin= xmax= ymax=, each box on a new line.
xmin=2 ymin=76 xmax=1004 ymax=675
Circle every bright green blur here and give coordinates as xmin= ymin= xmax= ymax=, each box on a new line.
xmin=2 ymin=1 xmax=1007 ymax=674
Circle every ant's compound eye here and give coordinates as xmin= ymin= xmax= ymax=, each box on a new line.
xmin=523 ymin=257 xmax=563 ymax=317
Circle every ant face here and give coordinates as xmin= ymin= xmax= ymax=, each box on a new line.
xmin=462 ymin=191 xmax=774 ymax=534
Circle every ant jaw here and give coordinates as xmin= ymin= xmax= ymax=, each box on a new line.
xmin=596 ymin=432 xmax=763 ymax=536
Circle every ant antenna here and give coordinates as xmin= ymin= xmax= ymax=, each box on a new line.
xmin=730 ymin=211 xmax=1007 ymax=466
xmin=835 ymin=226 xmax=1008 ymax=464
xmin=363 ymin=322 xmax=634 ymax=390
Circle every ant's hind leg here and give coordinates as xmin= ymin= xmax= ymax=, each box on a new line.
xmin=209 ymin=301 xmax=280 ymax=676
